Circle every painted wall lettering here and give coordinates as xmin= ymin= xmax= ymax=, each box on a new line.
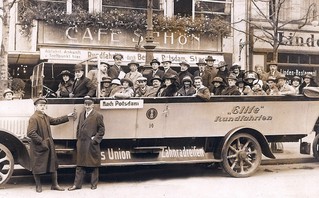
xmin=214 ymin=106 xmax=272 ymax=122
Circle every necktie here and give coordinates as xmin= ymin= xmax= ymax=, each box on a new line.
xmin=73 ymin=79 xmax=78 ymax=91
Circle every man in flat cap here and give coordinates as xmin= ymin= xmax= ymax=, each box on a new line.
xmin=27 ymin=97 xmax=76 ymax=193
xmin=108 ymin=53 xmax=125 ymax=79
xmin=68 ymin=96 xmax=105 ymax=191
xmin=135 ymin=76 xmax=153 ymax=97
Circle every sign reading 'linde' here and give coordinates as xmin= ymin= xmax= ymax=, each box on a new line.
xmin=254 ymin=29 xmax=319 ymax=51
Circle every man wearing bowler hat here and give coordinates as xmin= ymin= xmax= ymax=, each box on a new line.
xmin=70 ymin=64 xmax=96 ymax=97
xmin=194 ymin=58 xmax=212 ymax=88
xmin=124 ymin=60 xmax=143 ymax=88
xmin=221 ymin=73 xmax=241 ymax=95
xmin=100 ymin=77 xmax=112 ymax=97
xmin=216 ymin=61 xmax=229 ymax=85
xmin=108 ymin=53 xmax=125 ymax=79
xmin=27 ymin=97 xmax=76 ymax=192
xmin=68 ymin=96 xmax=105 ymax=191
xmin=178 ymin=61 xmax=194 ymax=86
xmin=205 ymin=56 xmax=218 ymax=79
xmin=145 ymin=58 xmax=164 ymax=85
xmin=276 ymin=74 xmax=295 ymax=95
xmin=148 ymin=75 xmax=162 ymax=97
xmin=299 ymin=73 xmax=318 ymax=94
xmin=264 ymin=62 xmax=283 ymax=80
xmin=162 ymin=58 xmax=178 ymax=79
xmin=265 ymin=76 xmax=279 ymax=96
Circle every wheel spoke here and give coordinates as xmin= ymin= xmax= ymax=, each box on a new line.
xmin=242 ymin=140 xmax=251 ymax=150
xmin=0 ymin=172 xmax=7 ymax=179
xmin=222 ymin=134 xmax=261 ymax=177
xmin=244 ymin=158 xmax=254 ymax=167
xmin=227 ymin=154 xmax=237 ymax=159
xmin=230 ymin=159 xmax=238 ymax=169
xmin=247 ymin=150 xmax=257 ymax=156
xmin=236 ymin=138 xmax=242 ymax=150
xmin=229 ymin=145 xmax=238 ymax=153
xmin=239 ymin=160 xmax=244 ymax=173
xmin=0 ymin=156 xmax=9 ymax=164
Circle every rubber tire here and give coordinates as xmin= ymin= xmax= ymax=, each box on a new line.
xmin=312 ymin=134 xmax=319 ymax=160
xmin=0 ymin=144 xmax=14 ymax=186
xmin=221 ymin=133 xmax=262 ymax=178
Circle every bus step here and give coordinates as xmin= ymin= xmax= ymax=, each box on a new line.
xmin=132 ymin=146 xmax=166 ymax=154
xmin=55 ymin=148 xmax=74 ymax=154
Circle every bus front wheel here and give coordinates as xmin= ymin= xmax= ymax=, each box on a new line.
xmin=0 ymin=144 xmax=14 ymax=186
xmin=221 ymin=133 xmax=262 ymax=178
xmin=312 ymin=134 xmax=319 ymax=160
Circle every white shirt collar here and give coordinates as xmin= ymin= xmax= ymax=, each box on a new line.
xmin=86 ymin=109 xmax=93 ymax=116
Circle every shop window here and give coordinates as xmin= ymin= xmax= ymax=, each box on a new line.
xmin=18 ymin=0 xmax=67 ymax=22
xmin=310 ymin=55 xmax=319 ymax=64
xmin=288 ymin=54 xmax=299 ymax=63
xmin=102 ymin=0 xmax=161 ymax=13
xmin=174 ymin=0 xmax=192 ymax=17
xmin=278 ymin=53 xmax=289 ymax=63
xmin=300 ymin=54 xmax=310 ymax=64
xmin=72 ymin=0 xmax=88 ymax=12
xmin=194 ymin=0 xmax=231 ymax=17
xmin=268 ymin=0 xmax=292 ymax=21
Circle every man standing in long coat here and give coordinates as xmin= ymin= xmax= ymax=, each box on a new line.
xmin=68 ymin=96 xmax=105 ymax=191
xmin=27 ymin=97 xmax=75 ymax=193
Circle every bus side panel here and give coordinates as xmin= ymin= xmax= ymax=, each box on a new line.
xmin=134 ymin=103 xmax=167 ymax=138
xmin=165 ymin=100 xmax=310 ymax=137
xmin=47 ymin=104 xmax=76 ymax=139
xmin=101 ymin=108 xmax=138 ymax=139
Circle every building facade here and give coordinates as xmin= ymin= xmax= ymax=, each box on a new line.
xmin=1 ymin=0 xmax=233 ymax=97
xmin=2 ymin=0 xmax=319 ymax=98
xmin=234 ymin=0 xmax=319 ymax=82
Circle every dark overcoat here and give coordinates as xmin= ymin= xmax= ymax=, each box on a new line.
xmin=221 ymin=85 xmax=241 ymax=95
xmin=27 ymin=111 xmax=69 ymax=174
xmin=57 ymin=80 xmax=74 ymax=97
xmin=176 ymin=86 xmax=196 ymax=96
xmin=72 ymin=76 xmax=96 ymax=97
xmin=159 ymin=83 xmax=179 ymax=97
xmin=144 ymin=69 xmax=164 ymax=86
xmin=194 ymin=70 xmax=213 ymax=88
xmin=76 ymin=110 xmax=105 ymax=167
xmin=178 ymin=71 xmax=194 ymax=84
xmin=108 ymin=65 xmax=123 ymax=79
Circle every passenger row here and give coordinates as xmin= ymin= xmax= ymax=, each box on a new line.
xmin=50 ymin=54 xmax=319 ymax=100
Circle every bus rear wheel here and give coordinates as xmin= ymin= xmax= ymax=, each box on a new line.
xmin=312 ymin=134 xmax=319 ymax=160
xmin=0 ymin=144 xmax=14 ymax=186
xmin=221 ymin=133 xmax=262 ymax=178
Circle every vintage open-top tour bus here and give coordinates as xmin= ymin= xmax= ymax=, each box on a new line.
xmin=1 ymin=57 xmax=319 ymax=185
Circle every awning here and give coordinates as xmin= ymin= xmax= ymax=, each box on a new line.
xmin=8 ymin=52 xmax=40 ymax=65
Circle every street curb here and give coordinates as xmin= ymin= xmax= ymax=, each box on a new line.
xmin=261 ymin=157 xmax=318 ymax=165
